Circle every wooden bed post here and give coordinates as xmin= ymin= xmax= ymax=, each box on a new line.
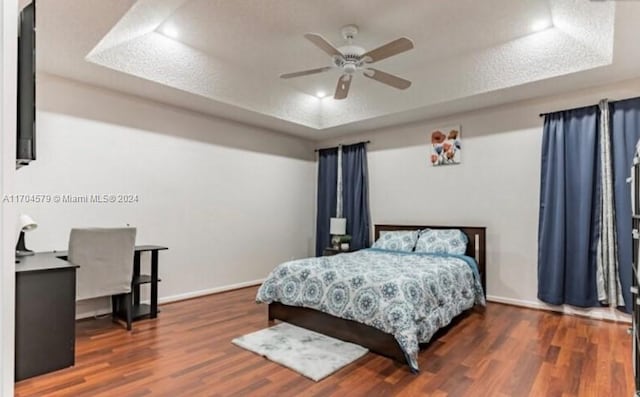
xmin=268 ymin=303 xmax=275 ymax=323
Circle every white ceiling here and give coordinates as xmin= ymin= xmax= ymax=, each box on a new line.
xmin=37 ymin=0 xmax=640 ymax=140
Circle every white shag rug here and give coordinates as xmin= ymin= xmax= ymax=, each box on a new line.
xmin=232 ymin=322 xmax=368 ymax=382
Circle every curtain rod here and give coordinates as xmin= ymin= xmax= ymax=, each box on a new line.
xmin=538 ymin=103 xmax=600 ymax=118
xmin=537 ymin=96 xmax=640 ymax=118
xmin=314 ymin=140 xmax=371 ymax=152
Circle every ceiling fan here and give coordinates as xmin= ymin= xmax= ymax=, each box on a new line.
xmin=280 ymin=25 xmax=414 ymax=100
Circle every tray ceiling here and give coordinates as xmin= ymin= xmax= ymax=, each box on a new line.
xmin=37 ymin=0 xmax=640 ymax=139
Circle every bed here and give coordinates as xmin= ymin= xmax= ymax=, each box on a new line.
xmin=256 ymin=224 xmax=486 ymax=372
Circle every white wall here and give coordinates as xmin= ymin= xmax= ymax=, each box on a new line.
xmin=15 ymin=74 xmax=316 ymax=317
xmin=0 ymin=1 xmax=17 ymax=394
xmin=320 ymin=78 xmax=640 ymax=322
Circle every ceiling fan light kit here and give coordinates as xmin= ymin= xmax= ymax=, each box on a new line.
xmin=280 ymin=24 xmax=414 ymax=100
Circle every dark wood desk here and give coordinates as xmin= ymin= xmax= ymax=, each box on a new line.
xmin=131 ymin=245 xmax=168 ymax=320
xmin=15 ymin=252 xmax=78 ymax=381
xmin=15 ymin=245 xmax=168 ymax=381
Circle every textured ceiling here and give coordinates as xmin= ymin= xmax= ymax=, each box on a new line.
xmin=37 ymin=0 xmax=640 ymax=139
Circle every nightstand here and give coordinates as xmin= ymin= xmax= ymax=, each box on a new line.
xmin=323 ymin=247 xmax=356 ymax=256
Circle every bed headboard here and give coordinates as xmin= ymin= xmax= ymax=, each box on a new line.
xmin=374 ymin=224 xmax=487 ymax=294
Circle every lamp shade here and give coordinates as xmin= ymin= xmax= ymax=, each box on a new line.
xmin=329 ymin=217 xmax=346 ymax=235
xmin=19 ymin=214 xmax=37 ymax=232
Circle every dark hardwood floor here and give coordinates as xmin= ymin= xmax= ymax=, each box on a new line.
xmin=15 ymin=286 xmax=633 ymax=397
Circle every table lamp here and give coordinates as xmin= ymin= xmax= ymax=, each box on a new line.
xmin=330 ymin=217 xmax=346 ymax=249
xmin=16 ymin=214 xmax=37 ymax=257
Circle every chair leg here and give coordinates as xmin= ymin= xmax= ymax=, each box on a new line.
xmin=124 ymin=293 xmax=133 ymax=331
xmin=111 ymin=295 xmax=118 ymax=320
xmin=111 ymin=293 xmax=133 ymax=330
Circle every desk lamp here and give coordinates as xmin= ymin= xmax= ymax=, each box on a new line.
xmin=16 ymin=214 xmax=37 ymax=257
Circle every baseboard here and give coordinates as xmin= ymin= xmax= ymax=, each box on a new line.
xmin=78 ymin=284 xmax=630 ymax=324
xmin=75 ymin=297 xmax=111 ymax=320
xmin=486 ymin=295 xmax=631 ymax=323
xmin=76 ymin=278 xmax=266 ymax=320
xmin=157 ymin=278 xmax=266 ymax=304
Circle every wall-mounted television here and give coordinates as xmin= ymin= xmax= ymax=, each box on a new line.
xmin=17 ymin=1 xmax=35 ymax=169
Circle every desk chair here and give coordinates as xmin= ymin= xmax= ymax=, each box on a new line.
xmin=69 ymin=227 xmax=137 ymax=330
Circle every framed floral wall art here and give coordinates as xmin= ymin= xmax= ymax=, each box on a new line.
xmin=430 ymin=126 xmax=461 ymax=166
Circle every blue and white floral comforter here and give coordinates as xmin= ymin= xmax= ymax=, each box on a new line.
xmin=256 ymin=248 xmax=485 ymax=371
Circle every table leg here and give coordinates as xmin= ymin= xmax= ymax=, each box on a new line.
xmin=150 ymin=250 xmax=159 ymax=318
xmin=133 ymin=251 xmax=141 ymax=306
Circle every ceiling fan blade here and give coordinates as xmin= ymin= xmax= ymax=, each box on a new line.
xmin=280 ymin=66 xmax=332 ymax=79
xmin=334 ymin=74 xmax=352 ymax=100
xmin=363 ymin=68 xmax=411 ymax=90
xmin=304 ymin=33 xmax=343 ymax=58
xmin=361 ymin=37 xmax=414 ymax=63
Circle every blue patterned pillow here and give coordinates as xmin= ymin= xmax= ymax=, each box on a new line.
xmin=415 ymin=229 xmax=468 ymax=255
xmin=372 ymin=230 xmax=419 ymax=252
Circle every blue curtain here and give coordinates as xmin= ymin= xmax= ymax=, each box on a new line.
xmin=315 ymin=148 xmax=339 ymax=256
xmin=342 ymin=143 xmax=371 ymax=250
xmin=610 ymin=97 xmax=640 ymax=313
xmin=538 ymin=106 xmax=601 ymax=307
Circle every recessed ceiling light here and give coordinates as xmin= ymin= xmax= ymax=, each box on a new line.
xmin=531 ymin=20 xmax=552 ymax=33
xmin=162 ymin=25 xmax=179 ymax=39
xmin=316 ymin=91 xmax=326 ymax=98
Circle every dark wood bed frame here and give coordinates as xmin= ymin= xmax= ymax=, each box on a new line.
xmin=268 ymin=224 xmax=487 ymax=368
